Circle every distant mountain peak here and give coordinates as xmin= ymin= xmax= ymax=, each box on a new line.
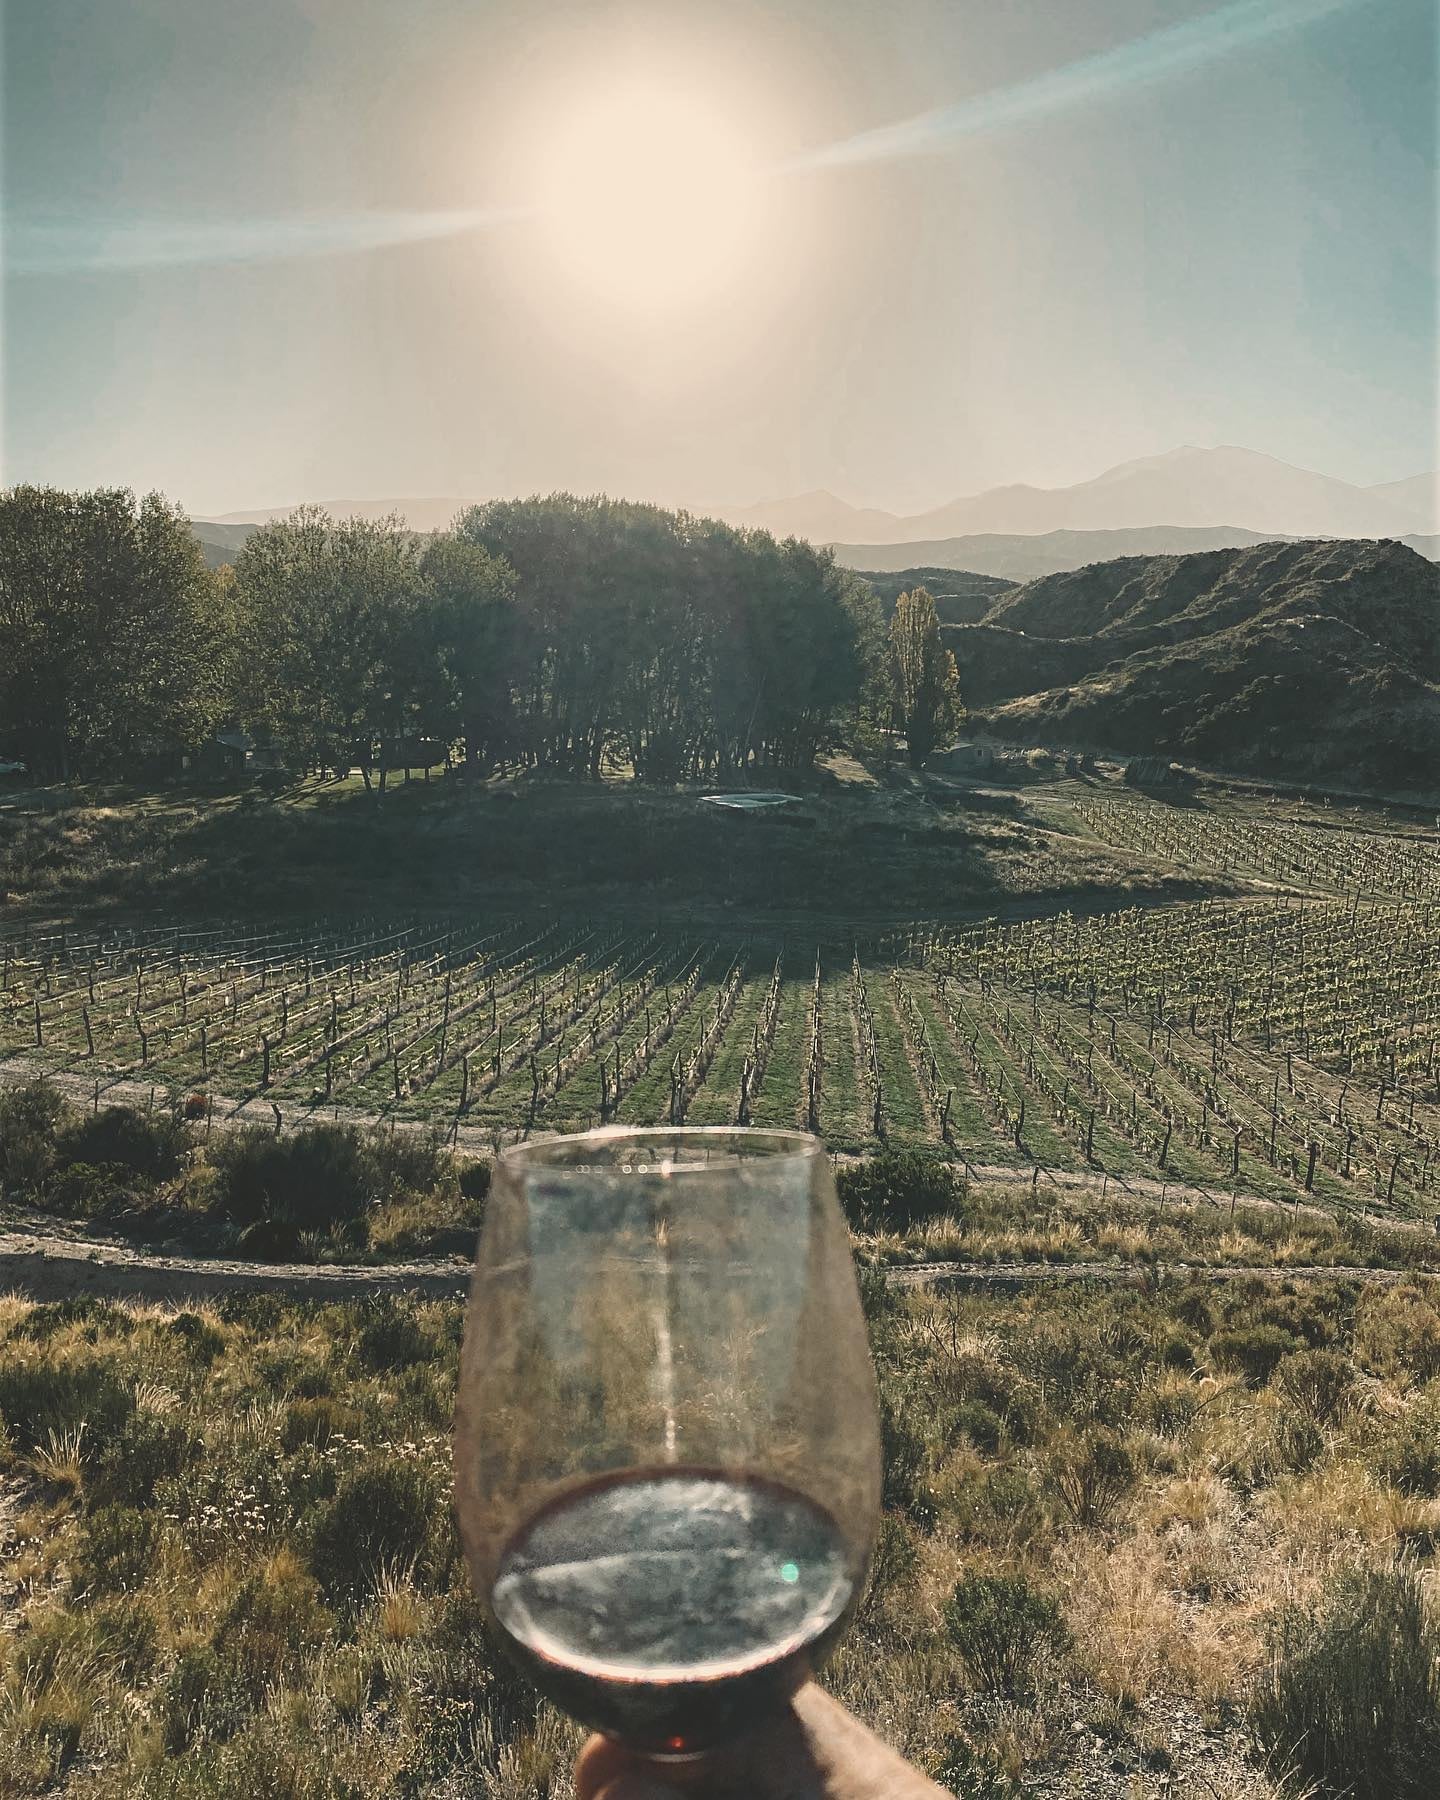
xmin=731 ymin=444 xmax=1438 ymax=545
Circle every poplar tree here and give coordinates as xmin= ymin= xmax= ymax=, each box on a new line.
xmin=889 ymin=586 xmax=961 ymax=768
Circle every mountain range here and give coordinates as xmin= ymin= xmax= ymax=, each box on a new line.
xmin=733 ymin=446 xmax=1438 ymax=544
xmin=196 ymin=448 xmax=1438 ymax=576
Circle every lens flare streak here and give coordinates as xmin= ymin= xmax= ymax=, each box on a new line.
xmin=787 ymin=0 xmax=1360 ymax=172
xmin=6 ymin=204 xmax=531 ymax=276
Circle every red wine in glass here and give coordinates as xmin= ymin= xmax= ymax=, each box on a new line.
xmin=490 ymin=1467 xmax=862 ymax=1751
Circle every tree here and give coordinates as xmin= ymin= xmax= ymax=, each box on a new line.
xmin=0 ymin=486 xmax=224 ymax=780
xmin=418 ymin=534 xmax=519 ymax=777
xmin=888 ymin=586 xmax=961 ymax=768
xmin=232 ymin=509 xmax=432 ymax=787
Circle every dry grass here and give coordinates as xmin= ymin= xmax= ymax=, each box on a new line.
xmin=0 ymin=1268 xmax=1434 ymax=1794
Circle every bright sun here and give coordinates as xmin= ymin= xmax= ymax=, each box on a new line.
xmin=528 ymin=82 xmax=761 ymax=312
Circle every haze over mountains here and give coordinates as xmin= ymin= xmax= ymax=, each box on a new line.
xmin=196 ymin=447 xmax=1439 ymax=577
xmin=737 ymin=446 xmax=1438 ymax=542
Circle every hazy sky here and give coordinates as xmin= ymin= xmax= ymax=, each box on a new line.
xmin=3 ymin=0 xmax=1434 ymax=517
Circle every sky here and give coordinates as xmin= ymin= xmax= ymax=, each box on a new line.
xmin=2 ymin=0 xmax=1435 ymax=518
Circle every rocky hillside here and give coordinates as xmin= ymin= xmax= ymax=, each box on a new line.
xmin=950 ymin=539 xmax=1440 ymax=791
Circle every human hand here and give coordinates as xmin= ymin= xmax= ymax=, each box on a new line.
xmin=574 ymin=1684 xmax=953 ymax=1799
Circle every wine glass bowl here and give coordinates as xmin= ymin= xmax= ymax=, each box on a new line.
xmin=453 ymin=1127 xmax=881 ymax=1755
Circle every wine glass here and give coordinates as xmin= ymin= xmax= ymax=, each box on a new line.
xmin=453 ymin=1127 xmax=881 ymax=1757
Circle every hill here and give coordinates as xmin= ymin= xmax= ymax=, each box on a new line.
xmin=213 ymin=497 xmax=477 ymax=531
xmin=853 ymin=566 xmax=1014 ymax=623
xmin=191 ymin=519 xmax=259 ymax=568
xmin=951 ymin=538 xmax=1440 ymax=791
xmin=831 ymin=524 xmax=1305 ymax=580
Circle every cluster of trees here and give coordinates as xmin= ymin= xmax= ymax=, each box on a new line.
xmin=0 ymin=485 xmax=963 ymax=785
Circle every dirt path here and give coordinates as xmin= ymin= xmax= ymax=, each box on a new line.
xmin=0 ymin=1226 xmax=1422 ymax=1307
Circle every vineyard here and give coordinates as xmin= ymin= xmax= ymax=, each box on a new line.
xmin=1074 ymin=793 xmax=1440 ymax=901
xmin=2 ymin=888 xmax=1437 ymax=1220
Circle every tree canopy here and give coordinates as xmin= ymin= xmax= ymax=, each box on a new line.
xmin=0 ymin=486 xmax=886 ymax=787
xmin=0 ymin=487 xmax=224 ymax=780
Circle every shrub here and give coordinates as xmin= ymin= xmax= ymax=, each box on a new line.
xmin=11 ymin=1593 xmax=157 ymax=1687
xmin=1210 ymin=1325 xmax=1302 ymax=1385
xmin=1045 ymin=1425 xmax=1137 ymax=1528
xmin=352 ymin=1295 xmax=434 ymax=1372
xmin=45 ymin=1162 xmax=131 ymax=1218
xmin=934 ymin=1734 xmax=1021 ymax=1799
xmin=878 ymin=1390 xmax=932 ymax=1523
xmin=94 ymin=1410 xmax=198 ymax=1508
xmin=169 ymin=1309 xmax=226 ymax=1364
xmin=308 ymin=1460 xmax=438 ymax=1599
xmin=0 ymin=1356 xmax=134 ymax=1453
xmin=56 ymin=1104 xmax=191 ymax=1181
xmin=213 ymin=1552 xmax=335 ymax=1689
xmin=160 ymin=1645 xmax=256 ymax=1752
xmin=950 ymin=1465 xmax=1047 ymax=1548
xmin=836 ymin=1151 xmax=964 ymax=1232
xmin=952 ymin=1398 xmax=1005 ymax=1454
xmin=1355 ymin=1285 xmax=1440 ymax=1386
xmin=943 ymin=1571 xmax=1070 ymax=1694
xmin=1275 ymin=1348 xmax=1356 ymax=1427
xmin=280 ymin=1397 xmax=366 ymax=1454
xmin=70 ymin=1504 xmax=156 ymax=1597
xmin=209 ymin=1122 xmax=456 ymax=1246
xmin=1223 ymin=1399 xmax=1325 ymax=1491
xmin=859 ymin=1511 xmax=919 ymax=1619
xmin=0 ymin=1077 xmax=70 ymax=1196
xmin=1014 ymin=1313 xmax=1138 ymax=1427
xmin=1252 ymin=1564 xmax=1440 ymax=1797
xmin=1376 ymin=1390 xmax=1440 ymax=1497
xmin=458 ymin=1156 xmax=491 ymax=1207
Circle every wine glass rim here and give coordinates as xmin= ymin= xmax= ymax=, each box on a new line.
xmin=498 ymin=1126 xmax=823 ymax=1177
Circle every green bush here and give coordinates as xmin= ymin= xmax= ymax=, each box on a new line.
xmin=45 ymin=1161 xmax=132 ymax=1218
xmin=859 ymin=1511 xmax=920 ymax=1620
xmin=56 ymin=1104 xmax=192 ymax=1182
xmin=1377 ymin=1390 xmax=1440 ymax=1497
xmin=1045 ymin=1426 xmax=1137 ymax=1528
xmin=1275 ymin=1348 xmax=1356 ymax=1427
xmin=934 ymin=1734 xmax=1021 ymax=1799
xmin=952 ymin=1397 xmax=1005 ymax=1454
xmin=0 ymin=1356 xmax=134 ymax=1452
xmin=1252 ymin=1564 xmax=1440 ymax=1797
xmin=836 ymin=1150 xmax=963 ymax=1232
xmin=279 ymin=1396 xmax=366 ymax=1454
xmin=352 ymin=1295 xmax=434 ymax=1372
xmin=1210 ymin=1325 xmax=1302 ymax=1385
xmin=94 ymin=1411 xmax=198 ymax=1508
xmin=10 ymin=1593 xmax=157 ymax=1687
xmin=211 ymin=1124 xmax=373 ymax=1235
xmin=160 ymin=1645 xmax=256 ymax=1752
xmin=943 ymin=1571 xmax=1070 ymax=1694
xmin=169 ymin=1310 xmax=227 ymax=1364
xmin=209 ymin=1121 xmax=455 ymax=1248
xmin=950 ymin=1465 xmax=1047 ymax=1548
xmin=878 ymin=1390 xmax=933 ymax=1523
xmin=308 ymin=1460 xmax=438 ymax=1599
xmin=0 ymin=1077 xmax=70 ymax=1196
xmin=70 ymin=1504 xmax=157 ymax=1597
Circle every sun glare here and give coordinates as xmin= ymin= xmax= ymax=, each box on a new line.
xmin=528 ymin=82 xmax=762 ymax=312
